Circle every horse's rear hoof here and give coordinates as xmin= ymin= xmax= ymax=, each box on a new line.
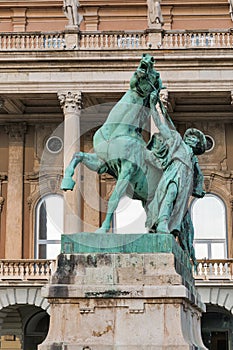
xmin=60 ymin=177 xmax=76 ymax=191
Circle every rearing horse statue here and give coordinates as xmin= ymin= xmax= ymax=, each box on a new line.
xmin=61 ymin=54 xmax=207 ymax=268
xmin=61 ymin=53 xmax=164 ymax=233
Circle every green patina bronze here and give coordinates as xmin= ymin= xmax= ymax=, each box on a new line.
xmin=61 ymin=54 xmax=206 ymax=265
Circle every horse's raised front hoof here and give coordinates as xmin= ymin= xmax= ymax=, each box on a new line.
xmin=60 ymin=177 xmax=76 ymax=191
xmin=95 ymin=227 xmax=108 ymax=234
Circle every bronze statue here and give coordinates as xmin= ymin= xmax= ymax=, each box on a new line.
xmin=61 ymin=54 xmax=206 ymax=265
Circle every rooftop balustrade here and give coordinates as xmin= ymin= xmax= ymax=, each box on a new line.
xmin=0 ymin=29 xmax=232 ymax=51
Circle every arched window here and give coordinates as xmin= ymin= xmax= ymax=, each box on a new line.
xmin=35 ymin=194 xmax=64 ymax=258
xmin=191 ymin=194 xmax=227 ymax=259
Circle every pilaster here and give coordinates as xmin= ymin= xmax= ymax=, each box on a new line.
xmin=11 ymin=8 xmax=27 ymax=32
xmin=58 ymin=91 xmax=82 ymax=234
xmin=5 ymin=122 xmax=27 ymax=259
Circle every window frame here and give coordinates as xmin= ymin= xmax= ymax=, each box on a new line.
xmin=34 ymin=194 xmax=64 ymax=259
xmin=191 ymin=193 xmax=228 ymax=260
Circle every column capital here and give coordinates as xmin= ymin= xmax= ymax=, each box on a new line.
xmin=5 ymin=122 xmax=27 ymax=141
xmin=58 ymin=91 xmax=82 ymax=114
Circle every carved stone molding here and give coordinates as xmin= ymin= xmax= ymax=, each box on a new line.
xmin=5 ymin=122 xmax=27 ymax=141
xmin=58 ymin=91 xmax=82 ymax=114
xmin=229 ymin=0 xmax=233 ymax=21
xmin=0 ymin=197 xmax=5 ymax=212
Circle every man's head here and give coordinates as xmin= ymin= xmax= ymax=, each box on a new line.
xmin=183 ymin=128 xmax=207 ymax=155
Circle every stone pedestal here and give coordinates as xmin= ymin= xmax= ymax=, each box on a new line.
xmin=39 ymin=234 xmax=207 ymax=350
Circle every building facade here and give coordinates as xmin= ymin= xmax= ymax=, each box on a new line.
xmin=0 ymin=0 xmax=233 ymax=349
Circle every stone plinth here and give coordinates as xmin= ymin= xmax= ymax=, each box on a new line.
xmin=39 ymin=234 xmax=207 ymax=350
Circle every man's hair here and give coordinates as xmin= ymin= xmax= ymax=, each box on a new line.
xmin=183 ymin=128 xmax=207 ymax=155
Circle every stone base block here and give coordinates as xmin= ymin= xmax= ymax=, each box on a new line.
xmin=39 ymin=234 xmax=207 ymax=350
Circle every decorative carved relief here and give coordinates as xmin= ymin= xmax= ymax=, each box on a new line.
xmin=147 ymin=0 xmax=164 ymax=29
xmin=26 ymin=173 xmax=63 ymax=211
xmin=0 ymin=197 xmax=4 ymax=212
xmin=58 ymin=91 xmax=82 ymax=114
xmin=229 ymin=0 xmax=233 ymax=21
xmin=63 ymin=0 xmax=81 ymax=29
xmin=34 ymin=124 xmax=63 ymax=175
xmin=189 ymin=122 xmax=227 ymax=172
xmin=5 ymin=122 xmax=27 ymax=141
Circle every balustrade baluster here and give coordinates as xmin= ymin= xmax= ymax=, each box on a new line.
xmin=3 ymin=262 xmax=8 ymax=276
xmin=19 ymin=263 xmax=24 ymax=278
xmin=116 ymin=34 xmax=120 ymax=48
xmin=112 ymin=34 xmax=117 ymax=49
xmin=14 ymin=262 xmax=20 ymax=277
xmin=25 ymin=263 xmax=30 ymax=279
xmin=169 ymin=34 xmax=173 ymax=49
xmin=216 ymin=33 xmax=221 ymax=47
xmin=41 ymin=262 xmax=46 ymax=276
xmin=162 ymin=34 xmax=168 ymax=48
xmin=86 ymin=34 xmax=90 ymax=49
xmin=8 ymin=262 xmax=14 ymax=277
xmin=85 ymin=34 xmax=89 ymax=49
xmin=197 ymin=262 xmax=202 ymax=276
xmin=100 ymin=34 xmax=104 ymax=49
xmin=203 ymin=262 xmax=208 ymax=276
xmin=35 ymin=262 xmax=40 ymax=276
xmin=221 ymin=33 xmax=225 ymax=47
xmin=141 ymin=34 xmax=145 ymax=49
xmin=182 ymin=33 xmax=187 ymax=48
xmin=0 ymin=262 xmax=3 ymax=277
xmin=11 ymin=35 xmax=15 ymax=49
xmin=17 ymin=35 xmax=20 ymax=49
xmin=21 ymin=35 xmax=26 ymax=50
xmin=25 ymin=35 xmax=29 ymax=49
xmin=213 ymin=262 xmax=219 ymax=276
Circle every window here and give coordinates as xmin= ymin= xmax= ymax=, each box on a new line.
xmin=35 ymin=195 xmax=64 ymax=258
xmin=192 ymin=194 xmax=227 ymax=259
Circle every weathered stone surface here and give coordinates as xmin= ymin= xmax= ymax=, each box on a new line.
xmin=39 ymin=236 xmax=207 ymax=349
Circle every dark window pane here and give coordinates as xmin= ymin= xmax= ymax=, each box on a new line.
xmin=39 ymin=245 xmax=47 ymax=259
xmin=39 ymin=202 xmax=47 ymax=239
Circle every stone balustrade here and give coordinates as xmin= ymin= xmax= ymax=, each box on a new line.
xmin=195 ymin=259 xmax=233 ymax=280
xmin=162 ymin=30 xmax=233 ymax=49
xmin=79 ymin=31 xmax=148 ymax=50
xmin=0 ymin=32 xmax=65 ymax=50
xmin=0 ymin=258 xmax=232 ymax=282
xmin=0 ymin=30 xmax=232 ymax=51
xmin=0 ymin=259 xmax=56 ymax=281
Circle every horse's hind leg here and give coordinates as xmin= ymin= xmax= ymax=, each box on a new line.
xmin=96 ymin=164 xmax=134 ymax=234
xmin=61 ymin=152 xmax=104 ymax=191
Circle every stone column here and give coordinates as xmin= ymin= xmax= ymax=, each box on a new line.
xmin=58 ymin=91 xmax=82 ymax=234
xmin=5 ymin=123 xmax=27 ymax=259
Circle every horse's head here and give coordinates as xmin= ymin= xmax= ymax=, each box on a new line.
xmin=137 ymin=54 xmax=155 ymax=76
xmin=131 ymin=54 xmax=163 ymax=101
